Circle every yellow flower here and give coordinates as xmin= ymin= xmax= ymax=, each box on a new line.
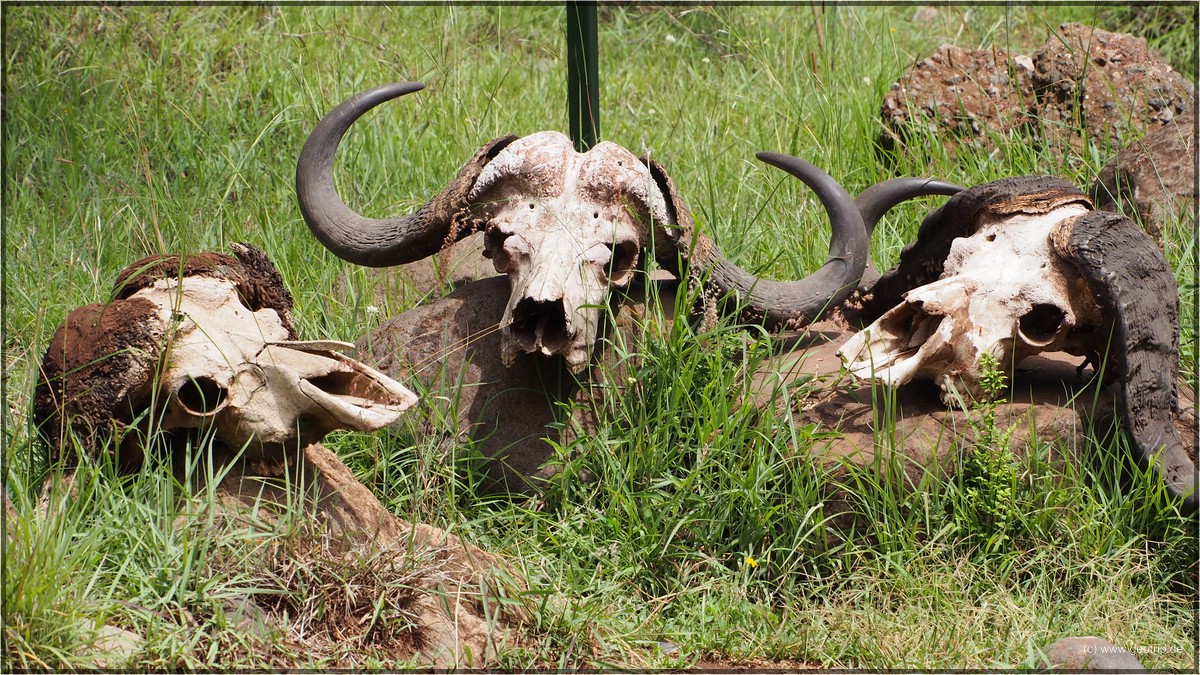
xmin=744 ymin=555 xmax=758 ymax=568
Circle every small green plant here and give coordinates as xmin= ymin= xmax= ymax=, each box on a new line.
xmin=950 ymin=352 xmax=1020 ymax=547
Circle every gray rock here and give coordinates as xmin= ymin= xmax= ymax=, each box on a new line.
xmin=1042 ymin=636 xmax=1146 ymax=671
xmin=84 ymin=623 xmax=143 ymax=669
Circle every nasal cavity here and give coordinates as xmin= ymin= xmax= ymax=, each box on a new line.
xmin=879 ymin=301 xmax=942 ymax=351
xmin=511 ymin=298 xmax=570 ymax=354
xmin=306 ymin=370 xmax=403 ymax=406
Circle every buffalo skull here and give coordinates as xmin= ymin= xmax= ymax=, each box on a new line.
xmin=35 ymin=243 xmax=416 ymax=468
xmin=841 ymin=177 xmax=1195 ymax=512
xmin=295 ymin=82 xmax=960 ymax=372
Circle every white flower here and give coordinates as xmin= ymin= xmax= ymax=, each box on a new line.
xmin=366 ymin=305 xmax=380 ymax=314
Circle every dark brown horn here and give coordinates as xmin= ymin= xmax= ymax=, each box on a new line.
xmin=643 ymin=155 xmax=964 ymax=330
xmin=296 ymin=81 xmax=518 ymax=267
xmin=854 ymin=177 xmax=964 ymax=238
xmin=1051 ymin=211 xmax=1196 ymax=514
xmin=853 ymin=177 xmax=964 ymax=291
xmin=648 ymin=153 xmax=868 ymax=329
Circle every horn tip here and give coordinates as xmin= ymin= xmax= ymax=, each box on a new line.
xmin=755 ymin=151 xmax=813 ymax=175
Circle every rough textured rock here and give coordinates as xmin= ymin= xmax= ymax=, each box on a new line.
xmin=881 ymin=24 xmax=1194 ymax=159
xmin=1041 ymin=636 xmax=1146 ymax=671
xmin=879 ymin=44 xmax=1037 ymax=155
xmin=1091 ymin=106 xmax=1197 ymax=243
xmin=1032 ymin=24 xmax=1193 ymax=153
xmin=83 ymin=623 xmax=144 ymax=669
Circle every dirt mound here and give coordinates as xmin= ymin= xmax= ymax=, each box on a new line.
xmin=204 ymin=443 xmax=526 ymax=668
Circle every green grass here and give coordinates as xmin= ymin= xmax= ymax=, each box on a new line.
xmin=4 ymin=5 xmax=1196 ymax=670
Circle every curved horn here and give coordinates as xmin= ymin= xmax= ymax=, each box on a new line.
xmin=653 ymin=153 xmax=867 ymax=329
xmin=854 ymin=177 xmax=964 ymax=238
xmin=645 ymin=154 xmax=963 ymax=330
xmin=296 ymin=81 xmax=518 ymax=267
xmin=1051 ymin=211 xmax=1196 ymax=514
xmin=853 ymin=177 xmax=964 ymax=291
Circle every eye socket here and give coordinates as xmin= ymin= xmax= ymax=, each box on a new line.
xmin=1018 ymin=303 xmax=1066 ymax=346
xmin=603 ymin=240 xmax=639 ymax=285
xmin=174 ymin=375 xmax=229 ymax=416
xmin=483 ymin=227 xmax=514 ymax=273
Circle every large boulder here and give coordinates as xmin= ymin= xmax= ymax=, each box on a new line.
xmin=881 ymin=24 xmax=1194 ymax=160
xmin=1033 ymin=24 xmax=1193 ymax=153
xmin=879 ymin=44 xmax=1037 ymax=155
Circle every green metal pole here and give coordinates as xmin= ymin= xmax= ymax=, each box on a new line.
xmin=566 ymin=1 xmax=599 ymax=151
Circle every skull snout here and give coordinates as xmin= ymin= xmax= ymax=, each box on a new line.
xmin=838 ymin=299 xmax=953 ymax=389
xmin=510 ymin=297 xmax=571 ymax=356
xmin=260 ymin=343 xmax=418 ymax=436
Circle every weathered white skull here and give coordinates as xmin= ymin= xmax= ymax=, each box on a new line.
xmin=471 ymin=131 xmax=668 ymax=371
xmin=35 ymin=245 xmax=416 ymax=466
xmin=840 ymin=203 xmax=1101 ymax=406
xmin=838 ymin=175 xmax=1195 ymax=512
xmin=149 ymin=275 xmax=416 ymax=452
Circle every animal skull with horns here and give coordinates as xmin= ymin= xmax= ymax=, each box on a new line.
xmin=295 ymin=82 xmax=959 ymax=372
xmin=840 ymin=176 xmax=1195 ymax=513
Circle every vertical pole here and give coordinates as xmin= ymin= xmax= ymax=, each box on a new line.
xmin=566 ymin=1 xmax=599 ymax=151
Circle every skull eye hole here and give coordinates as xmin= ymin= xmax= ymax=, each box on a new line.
xmin=604 ymin=240 xmax=639 ymax=284
xmin=1018 ymin=303 xmax=1066 ymax=346
xmin=175 ymin=376 xmax=229 ymax=416
xmin=484 ymin=227 xmax=514 ymax=272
